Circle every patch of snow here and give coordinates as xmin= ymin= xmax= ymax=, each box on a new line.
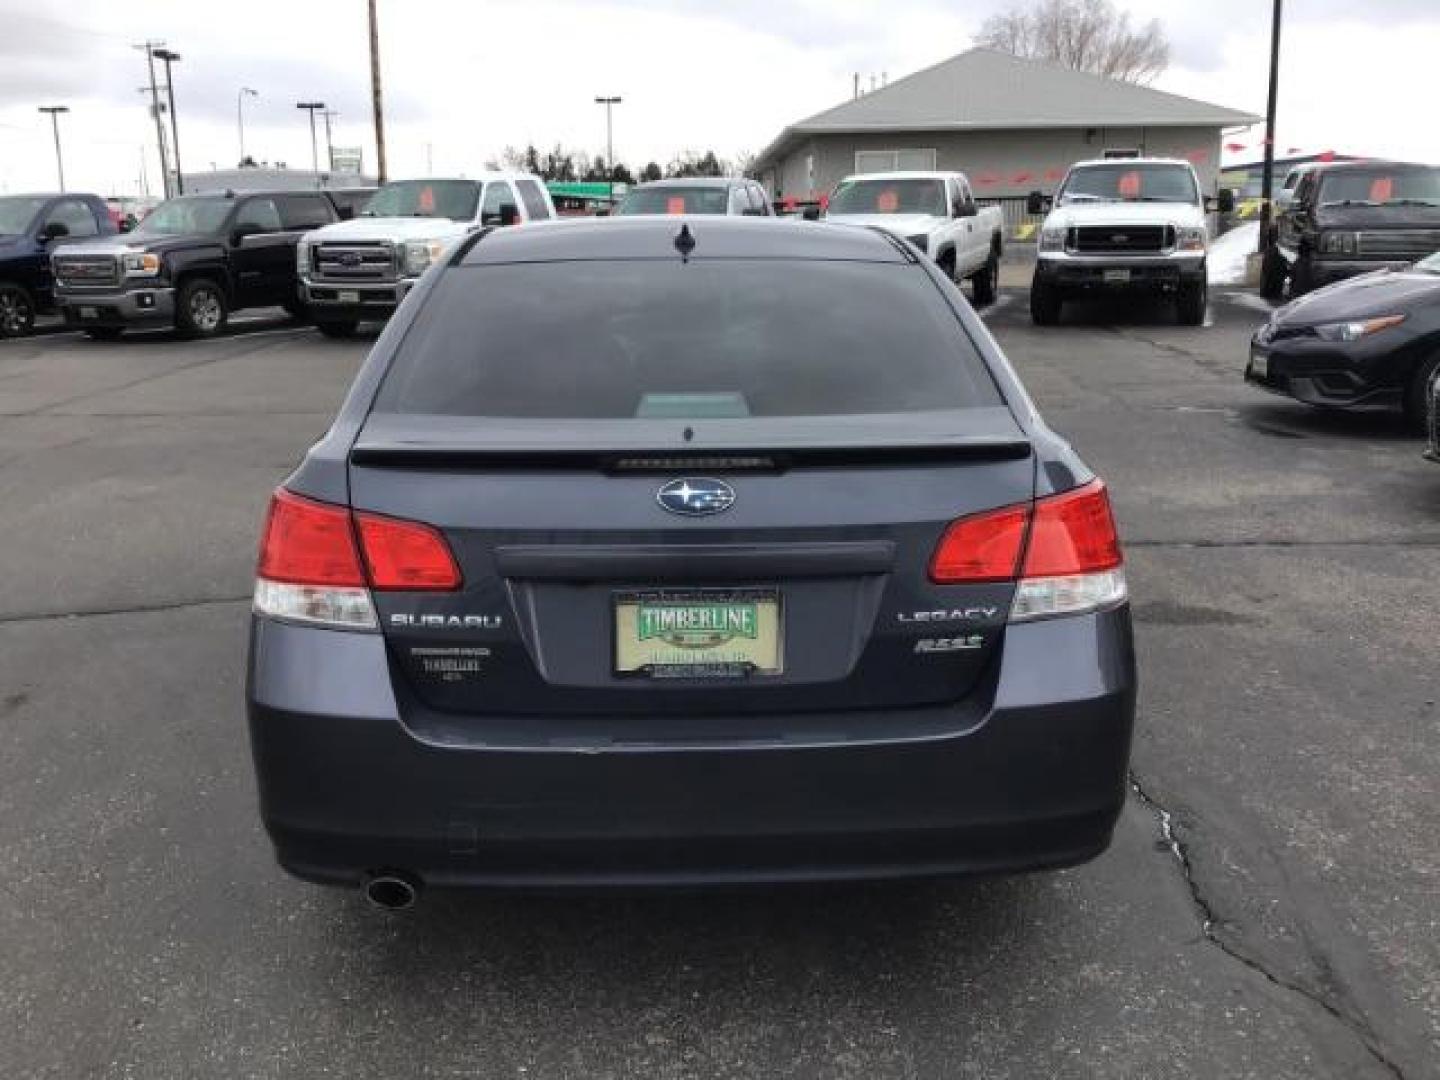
xmin=1208 ymin=222 xmax=1259 ymax=286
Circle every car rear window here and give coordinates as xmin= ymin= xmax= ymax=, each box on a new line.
xmin=617 ymin=187 xmax=730 ymax=215
xmin=373 ymin=259 xmax=1002 ymax=419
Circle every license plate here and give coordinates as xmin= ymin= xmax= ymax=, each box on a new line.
xmin=78 ymin=306 xmax=98 ymax=319
xmin=1250 ymin=348 xmax=1269 ymax=378
xmin=614 ymin=590 xmax=782 ymax=678
xmin=1103 ymin=268 xmax=1131 ymax=285
xmin=338 ymin=290 xmax=360 ymax=304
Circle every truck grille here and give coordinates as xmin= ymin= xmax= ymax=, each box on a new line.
xmin=1069 ymin=225 xmax=1174 ymax=254
xmin=312 ymin=242 xmax=397 ymax=283
xmin=54 ymin=254 xmax=120 ymax=288
xmin=1355 ymin=230 xmax=1440 ymax=259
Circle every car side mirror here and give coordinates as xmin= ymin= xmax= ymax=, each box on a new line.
xmin=801 ymin=206 xmax=821 ymax=221
xmin=956 ymin=202 xmax=977 ymax=218
xmin=119 ymin=217 xmax=136 ymax=233
xmin=40 ymin=221 xmax=69 ymax=241
xmin=1212 ymin=188 xmax=1236 ymax=213
xmin=499 ymin=204 xmax=519 ymax=227
xmin=231 ymin=223 xmax=262 ymax=245
xmin=1026 ymin=190 xmax=1050 ymax=216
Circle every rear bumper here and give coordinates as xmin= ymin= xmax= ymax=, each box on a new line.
xmin=55 ymin=286 xmax=175 ymax=327
xmin=246 ymin=609 xmax=1136 ymax=889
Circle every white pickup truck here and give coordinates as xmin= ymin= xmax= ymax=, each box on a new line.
xmin=1027 ymin=158 xmax=1234 ymax=326
xmin=296 ymin=172 xmax=555 ymax=336
xmin=825 ymin=171 xmax=1004 ymax=303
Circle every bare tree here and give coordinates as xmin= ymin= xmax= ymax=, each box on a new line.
xmin=976 ymin=0 xmax=1169 ymax=85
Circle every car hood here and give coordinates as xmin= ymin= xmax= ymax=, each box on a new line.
xmin=52 ymin=233 xmax=215 ymax=257
xmin=823 ymin=213 xmax=945 ymax=236
xmin=1276 ymin=266 xmax=1440 ymax=325
xmin=303 ymin=216 xmax=471 ymax=243
xmin=1314 ymin=204 xmax=1440 ymax=230
xmin=1044 ymin=201 xmax=1206 ymax=229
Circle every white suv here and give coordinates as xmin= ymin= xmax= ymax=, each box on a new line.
xmin=297 ymin=172 xmax=555 ymax=336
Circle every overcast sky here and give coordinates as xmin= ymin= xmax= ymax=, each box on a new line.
xmin=1 ymin=0 xmax=1437 ymax=196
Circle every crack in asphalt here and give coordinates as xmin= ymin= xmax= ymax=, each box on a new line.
xmin=1129 ymin=775 xmax=1409 ymax=1080
xmin=0 ymin=595 xmax=251 ymax=626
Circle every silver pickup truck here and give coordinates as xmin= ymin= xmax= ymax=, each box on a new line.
xmin=297 ymin=173 xmax=555 ymax=336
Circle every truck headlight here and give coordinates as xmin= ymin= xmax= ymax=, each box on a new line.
xmin=1177 ymin=227 xmax=1206 ymax=252
xmin=1039 ymin=227 xmax=1066 ymax=253
xmin=121 ymin=252 xmax=161 ymax=276
xmin=296 ymin=242 xmax=311 ymax=274
xmin=402 ymin=239 xmax=448 ymax=277
xmin=1312 ymin=314 xmax=1405 ymax=342
xmin=1319 ymin=231 xmax=1358 ymax=256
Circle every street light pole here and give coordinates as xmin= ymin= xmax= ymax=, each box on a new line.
xmin=1257 ymin=0 xmax=1283 ymax=254
xmin=237 ymin=87 xmax=258 ymax=165
xmin=37 ymin=107 xmax=69 ymax=191
xmin=296 ymin=102 xmax=326 ymax=186
xmin=321 ymin=109 xmax=338 ymax=173
xmin=153 ymin=48 xmax=184 ymax=194
xmin=368 ymin=0 xmax=388 ymax=184
xmin=594 ymin=95 xmax=621 ymax=202
xmin=136 ymin=41 xmax=171 ymax=198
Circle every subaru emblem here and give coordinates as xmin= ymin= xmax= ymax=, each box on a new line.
xmin=656 ymin=478 xmax=736 ymax=517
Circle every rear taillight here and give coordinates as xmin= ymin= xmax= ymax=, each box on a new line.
xmin=929 ymin=480 xmax=1127 ymax=622
xmin=253 ymin=488 xmax=462 ymax=629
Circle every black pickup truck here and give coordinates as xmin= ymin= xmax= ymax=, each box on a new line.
xmin=0 ymin=193 xmax=117 ymax=337
xmin=50 ymin=189 xmax=341 ymax=339
xmin=1263 ymin=161 xmax=1440 ymax=299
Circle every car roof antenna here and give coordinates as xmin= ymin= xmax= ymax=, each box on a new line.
xmin=674 ymin=222 xmax=696 ymax=262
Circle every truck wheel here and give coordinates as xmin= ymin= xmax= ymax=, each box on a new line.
xmin=314 ymin=318 xmax=358 ymax=339
xmin=1029 ymin=279 xmax=1061 ymax=326
xmin=1291 ymin=256 xmax=1316 ymax=297
xmin=1177 ymin=280 xmax=1207 ymax=326
xmin=1260 ymin=248 xmax=1287 ymax=301
xmin=83 ymin=327 xmax=125 ymax=341
xmin=1402 ymin=355 xmax=1440 ymax=432
xmin=971 ymin=253 xmax=998 ymax=306
xmin=282 ymin=298 xmax=309 ymax=320
xmin=176 ymin=277 xmax=228 ymax=338
xmin=0 ymin=282 xmax=36 ymax=338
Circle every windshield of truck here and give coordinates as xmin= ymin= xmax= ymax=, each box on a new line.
xmin=828 ymin=178 xmax=947 ymax=217
xmin=361 ymin=180 xmax=482 ymax=220
xmin=1319 ymin=169 xmax=1440 ymax=207
xmin=1059 ymin=164 xmax=1200 ymax=205
xmin=0 ymin=196 xmax=49 ymax=235
xmin=130 ymin=197 xmax=234 ymax=236
xmin=616 ymin=186 xmax=730 ymax=215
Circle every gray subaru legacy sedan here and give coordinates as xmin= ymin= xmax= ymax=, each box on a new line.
xmin=245 ymin=216 xmax=1136 ymax=907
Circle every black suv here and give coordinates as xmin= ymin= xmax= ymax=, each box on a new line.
xmin=51 ymin=190 xmax=340 ymax=339
xmin=0 ymin=193 xmax=116 ymax=337
xmin=1263 ymin=161 xmax=1440 ymax=298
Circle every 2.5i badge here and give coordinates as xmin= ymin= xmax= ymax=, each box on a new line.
xmin=914 ymin=635 xmax=986 ymax=654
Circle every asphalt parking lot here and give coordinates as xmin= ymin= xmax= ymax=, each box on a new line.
xmin=2 ymin=292 xmax=1437 ymax=1079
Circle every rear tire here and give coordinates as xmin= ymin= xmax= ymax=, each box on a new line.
xmin=1260 ymin=247 xmax=1287 ymax=301
xmin=314 ymin=318 xmax=358 ymax=339
xmin=0 ymin=282 xmax=36 ymax=338
xmin=971 ymin=252 xmax=998 ymax=306
xmin=1030 ymin=278 xmax=1061 ymax=325
xmin=83 ymin=327 xmax=125 ymax=341
xmin=1403 ymin=355 xmax=1440 ymax=432
xmin=1177 ymin=280 xmax=1207 ymax=326
xmin=175 ymin=277 xmax=228 ymax=338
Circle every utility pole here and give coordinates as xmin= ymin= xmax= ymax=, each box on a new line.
xmin=296 ymin=102 xmax=326 ymax=186
xmin=153 ymin=48 xmax=183 ymax=194
xmin=237 ymin=87 xmax=258 ymax=165
xmin=321 ymin=109 xmax=338 ymax=172
xmin=136 ymin=41 xmax=171 ymax=198
xmin=1258 ymin=0 xmax=1283 ymax=254
xmin=37 ymin=107 xmax=69 ymax=191
xmin=368 ymin=0 xmax=387 ymax=183
xmin=594 ymin=95 xmax=621 ymax=201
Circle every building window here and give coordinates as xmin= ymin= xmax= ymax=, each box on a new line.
xmin=854 ymin=149 xmax=938 ymax=174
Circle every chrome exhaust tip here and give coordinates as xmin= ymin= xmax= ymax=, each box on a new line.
xmin=364 ymin=871 xmax=420 ymax=911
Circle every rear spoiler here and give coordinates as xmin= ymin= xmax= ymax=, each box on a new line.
xmin=349 ymin=439 xmax=1032 ymax=471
